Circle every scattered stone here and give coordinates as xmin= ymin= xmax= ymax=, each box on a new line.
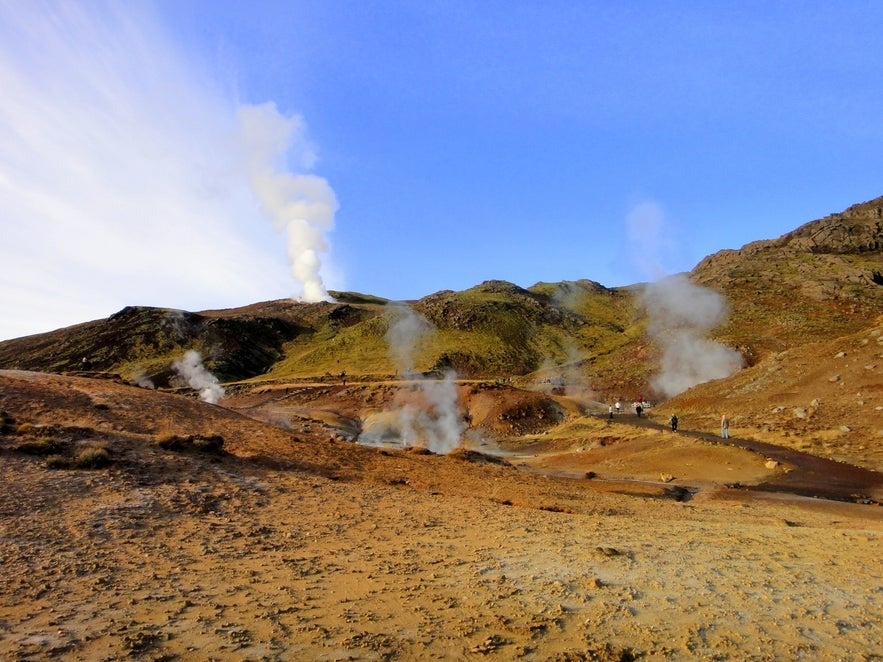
xmin=0 ymin=410 xmax=18 ymax=434
xmin=666 ymin=486 xmax=695 ymax=502
xmin=834 ymin=351 xmax=847 ymax=358
xmin=470 ymin=634 xmax=507 ymax=654
xmin=405 ymin=446 xmax=434 ymax=455
xmin=157 ymin=434 xmax=224 ymax=454
xmin=659 ymin=473 xmax=674 ymax=483
xmin=840 ymin=426 xmax=851 ymax=433
xmin=828 ymin=375 xmax=841 ymax=383
xmin=765 ymin=460 xmax=780 ymax=470
xmin=793 ymin=408 xmax=807 ymax=419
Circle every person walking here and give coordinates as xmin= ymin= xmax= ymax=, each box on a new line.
xmin=670 ymin=414 xmax=678 ymax=432
xmin=720 ymin=414 xmax=730 ymax=439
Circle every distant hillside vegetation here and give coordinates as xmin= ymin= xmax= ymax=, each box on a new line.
xmin=262 ymin=279 xmax=643 ymax=384
xmin=1 ymin=196 xmax=880 ymax=401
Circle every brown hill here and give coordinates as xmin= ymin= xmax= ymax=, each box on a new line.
xmin=0 ymin=197 xmax=880 ymax=465
xmin=660 ymin=315 xmax=883 ymax=472
xmin=1 ymin=196 xmax=883 ymax=658
xmin=693 ymin=195 xmax=883 ymax=359
xmin=3 ymin=199 xmax=881 ymax=405
xmin=0 ymin=299 xmax=383 ymax=384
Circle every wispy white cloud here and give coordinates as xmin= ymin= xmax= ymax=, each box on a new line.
xmin=0 ymin=1 xmax=338 ymax=340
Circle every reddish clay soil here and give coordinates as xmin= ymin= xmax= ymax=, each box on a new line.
xmin=1 ymin=370 xmax=881 ymax=660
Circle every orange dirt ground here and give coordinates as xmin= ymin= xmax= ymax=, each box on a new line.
xmin=1 ymin=370 xmax=881 ymax=660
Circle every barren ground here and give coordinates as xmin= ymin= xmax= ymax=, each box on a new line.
xmin=1 ymin=370 xmax=882 ymax=660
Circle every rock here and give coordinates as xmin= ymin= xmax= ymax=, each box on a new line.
xmin=829 ymin=375 xmax=841 ymax=383
xmin=659 ymin=473 xmax=675 ymax=483
xmin=470 ymin=634 xmax=507 ymax=654
xmin=810 ymin=398 xmax=822 ymax=408
xmin=765 ymin=460 xmax=780 ymax=470
xmin=840 ymin=426 xmax=851 ymax=433
xmin=793 ymin=408 xmax=808 ymax=419
xmin=835 ymin=351 xmax=847 ymax=358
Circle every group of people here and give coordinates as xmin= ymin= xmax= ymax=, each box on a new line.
xmin=669 ymin=414 xmax=731 ymax=436
xmin=607 ymin=400 xmax=651 ymax=418
xmin=606 ymin=402 xmax=732 ymax=439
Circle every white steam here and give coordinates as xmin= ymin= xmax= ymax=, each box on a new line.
xmin=626 ymin=200 xmax=676 ymax=280
xmin=358 ymin=306 xmax=465 ymax=453
xmin=237 ymin=103 xmax=339 ymax=303
xmin=418 ymin=375 xmax=465 ymax=452
xmin=134 ymin=374 xmax=156 ymax=390
xmin=627 ymin=201 xmax=742 ymax=398
xmin=385 ymin=304 xmax=433 ymax=376
xmin=172 ymin=350 xmax=225 ymax=404
xmin=643 ymin=274 xmax=742 ymax=398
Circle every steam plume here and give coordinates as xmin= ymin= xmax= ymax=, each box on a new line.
xmin=626 ymin=200 xmax=675 ymax=279
xmin=627 ymin=201 xmax=742 ymax=397
xmin=358 ymin=306 xmax=465 ymax=453
xmin=643 ymin=274 xmax=742 ymax=397
xmin=385 ymin=304 xmax=433 ymax=375
xmin=134 ymin=374 xmax=156 ymax=390
xmin=238 ymin=103 xmax=339 ymax=302
xmin=172 ymin=350 xmax=225 ymax=404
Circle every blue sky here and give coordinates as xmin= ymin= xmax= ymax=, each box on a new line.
xmin=1 ymin=1 xmax=882 ymax=340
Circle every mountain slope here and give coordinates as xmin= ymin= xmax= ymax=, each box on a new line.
xmin=692 ymin=196 xmax=883 ymax=360
xmin=0 ymin=299 xmax=385 ymax=384
xmin=0 ymin=197 xmax=881 ymax=404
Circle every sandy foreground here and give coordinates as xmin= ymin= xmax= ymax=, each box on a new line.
xmin=2 ymin=454 xmax=882 ymax=661
xmin=1 ymin=371 xmax=882 ymax=660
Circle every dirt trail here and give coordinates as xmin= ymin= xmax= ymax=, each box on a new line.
xmin=574 ymin=411 xmax=883 ymax=503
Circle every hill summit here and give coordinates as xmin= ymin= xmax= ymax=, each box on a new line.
xmin=0 ymin=198 xmax=881 ymax=660
xmin=0 ymin=195 xmax=881 ymax=403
